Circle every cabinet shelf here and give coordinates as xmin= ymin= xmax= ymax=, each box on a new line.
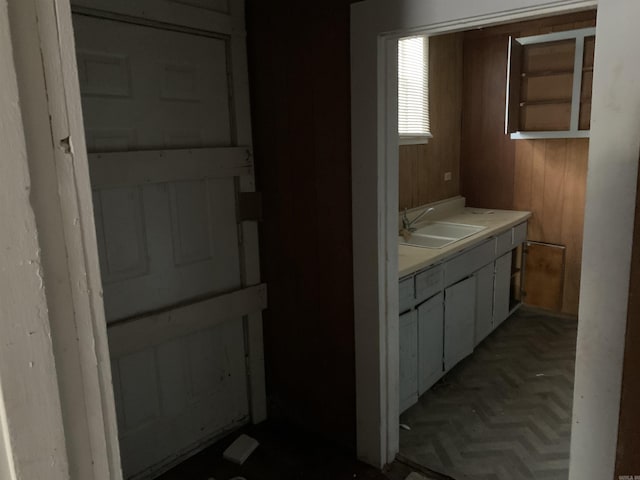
xmin=519 ymin=99 xmax=572 ymax=107
xmin=521 ymin=69 xmax=574 ymax=78
xmin=506 ymin=27 xmax=596 ymax=139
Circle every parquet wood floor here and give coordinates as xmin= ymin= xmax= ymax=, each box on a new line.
xmin=400 ymin=308 xmax=577 ymax=480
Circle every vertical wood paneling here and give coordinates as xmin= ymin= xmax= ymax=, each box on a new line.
xmin=528 ymin=140 xmax=546 ymax=241
xmin=542 ymin=140 xmax=567 ymax=241
xmin=512 ymin=139 xmax=589 ymax=315
xmin=461 ymin=12 xmax=595 ymax=315
xmin=560 ymin=139 xmax=588 ymax=314
xmin=399 ymin=32 xmax=463 ymax=210
xmin=524 ymin=242 xmax=565 ymax=311
xmin=513 ymin=138 xmax=587 ymax=315
xmin=246 ymin=0 xmax=357 ymax=448
xmin=399 ymin=145 xmax=418 ymax=210
xmin=513 ymin=141 xmax=533 ymax=211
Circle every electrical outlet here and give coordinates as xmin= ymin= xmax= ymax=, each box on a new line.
xmin=444 ymin=171 xmax=452 ymax=181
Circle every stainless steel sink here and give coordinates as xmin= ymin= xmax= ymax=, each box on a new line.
xmin=400 ymin=221 xmax=486 ymax=249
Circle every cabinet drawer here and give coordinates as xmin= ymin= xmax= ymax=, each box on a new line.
xmin=496 ymin=230 xmax=512 ymax=257
xmin=513 ymin=221 xmax=528 ymax=245
xmin=444 ymin=239 xmax=495 ymax=286
xmin=399 ymin=276 xmax=415 ymax=313
xmin=415 ymin=265 xmax=443 ymax=304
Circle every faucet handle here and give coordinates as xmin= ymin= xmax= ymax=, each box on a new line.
xmin=402 ymin=208 xmax=410 ymax=229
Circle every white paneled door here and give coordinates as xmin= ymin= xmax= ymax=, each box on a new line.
xmin=71 ymin=2 xmax=265 ymax=478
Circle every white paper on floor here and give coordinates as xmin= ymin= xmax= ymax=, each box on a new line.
xmin=222 ymin=434 xmax=259 ymax=465
xmin=405 ymin=473 xmax=429 ymax=480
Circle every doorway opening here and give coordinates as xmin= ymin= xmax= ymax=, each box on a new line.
xmin=351 ymin=1 xmax=640 ymax=478
xmin=395 ymin=12 xmax=594 ymax=478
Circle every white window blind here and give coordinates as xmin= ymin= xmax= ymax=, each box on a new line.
xmin=398 ymin=35 xmax=431 ymax=143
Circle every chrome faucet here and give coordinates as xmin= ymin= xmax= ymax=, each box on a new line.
xmin=402 ymin=207 xmax=435 ymax=232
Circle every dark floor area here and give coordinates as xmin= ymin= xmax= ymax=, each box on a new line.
xmin=156 ymin=421 xmax=422 ymax=480
xmin=399 ymin=308 xmax=577 ymax=480
xmin=156 ymin=308 xmax=576 ymax=480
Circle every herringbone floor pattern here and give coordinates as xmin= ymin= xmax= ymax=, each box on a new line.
xmin=399 ymin=308 xmax=577 ymax=480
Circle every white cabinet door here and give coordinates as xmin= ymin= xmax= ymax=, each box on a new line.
xmin=494 ymin=252 xmax=512 ymax=327
xmin=399 ymin=310 xmax=418 ymax=413
xmin=444 ymin=276 xmax=476 ymax=372
xmin=399 ymin=276 xmax=415 ymax=313
xmin=475 ymin=263 xmax=494 ymax=345
xmin=73 ymin=5 xmax=265 ymax=478
xmin=418 ymin=293 xmax=444 ymax=395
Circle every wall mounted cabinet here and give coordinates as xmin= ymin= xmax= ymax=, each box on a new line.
xmin=506 ymin=28 xmax=595 ymax=139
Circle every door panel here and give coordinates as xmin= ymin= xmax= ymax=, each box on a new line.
xmin=93 ymin=187 xmax=149 ymax=284
xmin=75 ymin=15 xmax=232 ymax=152
xmin=112 ymin=316 xmax=248 ymax=477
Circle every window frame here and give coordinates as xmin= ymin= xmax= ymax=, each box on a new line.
xmin=398 ymin=34 xmax=432 ymax=145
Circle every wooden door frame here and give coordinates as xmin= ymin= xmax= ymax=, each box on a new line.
xmin=351 ymin=2 xmax=640 ymax=479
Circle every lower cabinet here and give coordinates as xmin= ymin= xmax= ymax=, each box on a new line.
xmin=398 ymin=220 xmax=528 ymax=412
xmin=417 ymin=293 xmax=444 ymax=395
xmin=399 ymin=310 xmax=418 ymax=412
xmin=475 ymin=263 xmax=494 ymax=345
xmin=444 ymin=276 xmax=476 ymax=372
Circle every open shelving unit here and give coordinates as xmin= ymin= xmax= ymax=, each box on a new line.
xmin=505 ymin=27 xmax=596 ymax=139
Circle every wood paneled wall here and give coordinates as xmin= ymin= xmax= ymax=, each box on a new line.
xmin=460 ymin=11 xmax=596 ymax=315
xmin=615 ymin=160 xmax=640 ymax=476
xmin=514 ymin=139 xmax=588 ymax=314
xmin=399 ymin=32 xmax=463 ymax=211
xmin=246 ymin=0 xmax=358 ymax=448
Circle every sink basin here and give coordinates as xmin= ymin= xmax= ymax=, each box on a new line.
xmin=400 ymin=221 xmax=486 ymax=249
xmin=413 ymin=222 xmax=485 ymax=239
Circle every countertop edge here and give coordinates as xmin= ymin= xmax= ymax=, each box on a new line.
xmin=398 ymin=209 xmax=532 ymax=278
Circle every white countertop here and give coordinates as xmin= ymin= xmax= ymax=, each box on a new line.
xmin=399 ymin=207 xmax=532 ymax=278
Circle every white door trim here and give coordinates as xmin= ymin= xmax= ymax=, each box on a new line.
xmin=0 ymin=3 xmax=71 ymax=478
xmin=5 ymin=0 xmax=121 ymax=478
xmin=351 ymin=1 xmax=640 ymax=478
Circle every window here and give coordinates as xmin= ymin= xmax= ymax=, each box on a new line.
xmin=398 ymin=35 xmax=431 ymax=144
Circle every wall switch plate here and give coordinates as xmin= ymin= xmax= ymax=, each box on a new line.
xmin=444 ymin=172 xmax=452 ymax=181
